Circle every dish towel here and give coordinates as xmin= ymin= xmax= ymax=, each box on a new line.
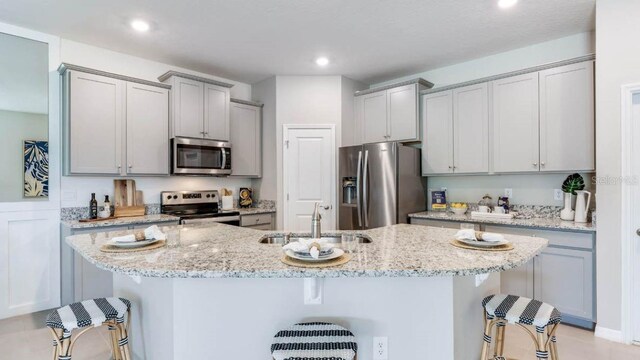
xmin=282 ymin=238 xmax=334 ymax=259
xmin=455 ymin=229 xmax=505 ymax=242
xmin=144 ymin=225 xmax=167 ymax=240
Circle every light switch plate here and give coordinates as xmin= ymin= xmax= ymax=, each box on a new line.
xmin=504 ymin=188 xmax=513 ymax=198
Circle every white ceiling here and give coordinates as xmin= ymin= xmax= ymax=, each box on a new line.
xmin=0 ymin=32 xmax=48 ymax=114
xmin=0 ymin=0 xmax=595 ymax=85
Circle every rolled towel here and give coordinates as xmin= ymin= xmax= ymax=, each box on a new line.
xmin=112 ymin=234 xmax=136 ymax=243
xmin=282 ymin=238 xmax=334 ymax=259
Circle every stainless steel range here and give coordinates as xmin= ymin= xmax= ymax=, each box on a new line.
xmin=161 ymin=190 xmax=240 ymax=226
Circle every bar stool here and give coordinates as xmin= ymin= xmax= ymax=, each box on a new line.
xmin=271 ymin=322 xmax=357 ymax=360
xmin=480 ymin=294 xmax=561 ymax=360
xmin=46 ymin=297 xmax=132 ymax=360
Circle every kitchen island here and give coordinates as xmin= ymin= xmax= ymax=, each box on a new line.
xmin=66 ymin=223 xmax=547 ymax=359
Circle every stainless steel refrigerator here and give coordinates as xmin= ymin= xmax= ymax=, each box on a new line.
xmin=338 ymin=142 xmax=426 ymax=230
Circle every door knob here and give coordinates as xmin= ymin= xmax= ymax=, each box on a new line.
xmin=636 ymin=228 xmax=640 ymax=236
xmin=322 ymin=205 xmax=332 ymax=210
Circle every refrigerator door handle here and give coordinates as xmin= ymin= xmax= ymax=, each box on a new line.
xmin=356 ymin=150 xmax=363 ymax=227
xmin=363 ymin=150 xmax=369 ymax=228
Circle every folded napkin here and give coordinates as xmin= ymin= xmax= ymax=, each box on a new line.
xmin=112 ymin=234 xmax=136 ymax=243
xmin=454 ymin=229 xmax=505 ymax=243
xmin=282 ymin=238 xmax=334 ymax=259
xmin=144 ymin=225 xmax=167 ymax=240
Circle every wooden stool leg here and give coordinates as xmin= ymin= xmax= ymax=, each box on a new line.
xmin=535 ymin=326 xmax=550 ymax=360
xmin=494 ymin=321 xmax=506 ymax=358
xmin=480 ymin=315 xmax=496 ymax=360
xmin=547 ymin=325 xmax=559 ymax=360
xmin=108 ymin=321 xmax=122 ymax=360
xmin=116 ymin=321 xmax=132 ymax=360
xmin=49 ymin=328 xmax=61 ymax=360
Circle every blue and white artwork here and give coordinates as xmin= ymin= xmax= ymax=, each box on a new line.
xmin=23 ymin=140 xmax=49 ymax=197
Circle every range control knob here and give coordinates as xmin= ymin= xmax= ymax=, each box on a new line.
xmin=166 ymin=195 xmax=172 ymax=200
xmin=206 ymin=194 xmax=211 ymax=198
xmin=172 ymin=195 xmax=178 ymax=199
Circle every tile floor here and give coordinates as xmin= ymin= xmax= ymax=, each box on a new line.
xmin=1 ymin=311 xmax=640 ymax=359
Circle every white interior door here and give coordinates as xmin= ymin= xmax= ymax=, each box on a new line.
xmin=284 ymin=125 xmax=336 ymax=232
xmin=633 ymin=92 xmax=640 ymax=343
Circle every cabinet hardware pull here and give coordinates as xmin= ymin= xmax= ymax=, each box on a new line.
xmin=541 ymin=161 xmax=545 ymax=166
xmin=533 ymin=162 xmax=538 ymax=166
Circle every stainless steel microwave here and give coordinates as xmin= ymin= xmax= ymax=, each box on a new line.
xmin=171 ymin=137 xmax=232 ymax=175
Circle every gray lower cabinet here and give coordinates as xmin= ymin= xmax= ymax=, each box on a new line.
xmin=483 ymin=225 xmax=595 ymax=329
xmin=61 ymin=221 xmax=179 ymax=305
xmin=240 ymin=213 xmax=275 ymax=230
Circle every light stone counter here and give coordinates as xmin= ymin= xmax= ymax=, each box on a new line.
xmin=234 ymin=207 xmax=276 ymax=215
xmin=66 ymin=223 xmax=547 ymax=279
xmin=409 ymin=211 xmax=596 ymax=233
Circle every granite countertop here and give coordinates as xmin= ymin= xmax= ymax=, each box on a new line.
xmin=66 ymin=223 xmax=547 ymax=279
xmin=409 ymin=211 xmax=596 ymax=233
xmin=235 ymin=208 xmax=276 ymax=215
xmin=62 ymin=214 xmax=181 ymax=229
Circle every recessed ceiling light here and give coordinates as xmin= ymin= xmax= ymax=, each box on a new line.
xmin=130 ymin=19 xmax=150 ymax=32
xmin=498 ymin=0 xmax=518 ymax=9
xmin=315 ymin=57 xmax=330 ymax=67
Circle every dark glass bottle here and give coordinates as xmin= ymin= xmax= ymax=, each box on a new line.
xmin=90 ymin=193 xmax=98 ymax=219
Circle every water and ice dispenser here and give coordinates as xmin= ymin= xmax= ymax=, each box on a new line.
xmin=342 ymin=177 xmax=357 ymax=205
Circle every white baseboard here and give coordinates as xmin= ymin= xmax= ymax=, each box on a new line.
xmin=595 ymin=325 xmax=623 ymax=343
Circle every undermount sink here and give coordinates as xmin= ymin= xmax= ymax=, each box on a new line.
xmin=259 ymin=234 xmax=372 ymax=245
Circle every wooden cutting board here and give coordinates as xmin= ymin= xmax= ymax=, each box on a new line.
xmin=114 ymin=179 xmax=136 ymax=207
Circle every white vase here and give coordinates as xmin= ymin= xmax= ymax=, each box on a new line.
xmin=560 ymin=192 xmax=575 ymax=221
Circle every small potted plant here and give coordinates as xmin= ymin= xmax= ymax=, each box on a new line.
xmin=560 ymin=173 xmax=585 ymax=221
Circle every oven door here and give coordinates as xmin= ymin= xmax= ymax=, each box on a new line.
xmin=172 ymin=137 xmax=232 ymax=175
xmin=180 ymin=215 xmax=240 ymax=226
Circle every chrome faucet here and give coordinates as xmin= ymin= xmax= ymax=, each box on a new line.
xmin=311 ymin=202 xmax=322 ymax=239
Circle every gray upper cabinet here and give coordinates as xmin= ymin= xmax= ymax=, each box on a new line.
xmin=422 ymin=91 xmax=454 ymax=175
xmin=361 ymin=91 xmax=388 ymax=143
xmin=204 ymin=83 xmax=230 ymax=141
xmin=491 ymin=72 xmax=540 ymax=173
xmin=421 ymin=83 xmax=488 ymax=175
xmin=388 ymin=84 xmax=419 ymax=141
xmin=67 ymin=71 xmax=124 ymax=175
xmin=61 ymin=65 xmax=171 ymax=176
xmin=160 ymin=71 xmax=233 ymax=141
xmin=171 ymin=77 xmax=204 ymax=138
xmin=356 ymin=79 xmax=432 ymax=145
xmin=229 ymin=100 xmax=262 ymax=177
xmin=453 ymin=83 xmax=489 ymax=173
xmin=539 ymin=61 xmax=595 ymax=172
xmin=126 ymin=82 xmax=170 ymax=175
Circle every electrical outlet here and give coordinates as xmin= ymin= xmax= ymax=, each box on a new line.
xmin=554 ymin=189 xmax=563 ymax=201
xmin=504 ymin=188 xmax=513 ymax=198
xmin=373 ymin=337 xmax=388 ymax=360
xmin=441 ymin=187 xmax=447 ymax=192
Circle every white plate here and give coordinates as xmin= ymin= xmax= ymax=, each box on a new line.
xmin=285 ymin=248 xmax=344 ymax=262
xmin=108 ymin=238 xmax=160 ymax=248
xmin=457 ymin=238 xmax=509 ymax=248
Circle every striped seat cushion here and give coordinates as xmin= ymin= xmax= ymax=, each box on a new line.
xmin=46 ymin=297 xmax=131 ymax=332
xmin=482 ymin=294 xmax=561 ymax=327
xmin=271 ymin=322 xmax=357 ymax=360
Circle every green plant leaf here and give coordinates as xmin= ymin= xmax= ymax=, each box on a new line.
xmin=562 ymin=173 xmax=585 ymax=195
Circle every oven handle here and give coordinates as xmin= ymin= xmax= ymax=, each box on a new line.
xmin=181 ymin=215 xmax=240 ymax=224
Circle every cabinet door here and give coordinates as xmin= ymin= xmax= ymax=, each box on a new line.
xmin=361 ymin=91 xmax=388 ymax=143
xmin=534 ymin=247 xmax=594 ymax=321
xmin=539 ymin=61 xmax=595 ymax=172
xmin=501 ymin=260 xmax=534 ymax=299
xmin=388 ymin=84 xmax=418 ymax=141
xmin=352 ymin=95 xmax=364 ymax=146
xmin=204 ymin=83 xmax=230 ymax=141
xmin=453 ymin=83 xmax=489 ymax=173
xmin=422 ymin=91 xmax=454 ymax=175
xmin=69 ymin=71 xmax=124 ymax=174
xmin=172 ymin=77 xmax=204 ymax=138
xmin=491 ymin=73 xmax=540 ymax=173
xmin=230 ymin=102 xmax=262 ymax=177
xmin=126 ymin=82 xmax=170 ymax=175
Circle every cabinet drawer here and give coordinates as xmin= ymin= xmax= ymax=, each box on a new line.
xmin=410 ymin=218 xmax=462 ymax=229
xmin=246 ymin=224 xmax=273 ymax=231
xmin=483 ymin=225 xmax=594 ymax=250
xmin=241 ymin=214 xmax=273 ymax=227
